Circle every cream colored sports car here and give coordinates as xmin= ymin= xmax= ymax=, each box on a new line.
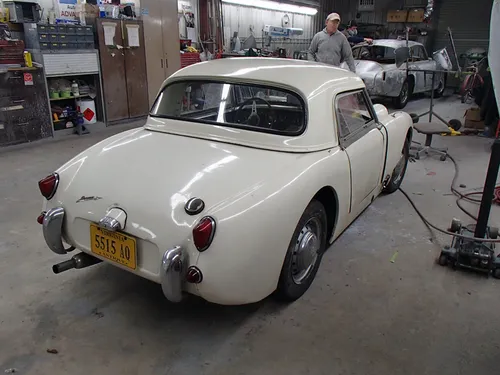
xmin=38 ymin=58 xmax=413 ymax=305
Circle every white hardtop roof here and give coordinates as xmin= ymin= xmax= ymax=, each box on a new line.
xmin=165 ymin=57 xmax=363 ymax=99
xmin=146 ymin=58 xmax=366 ymax=153
xmin=354 ymin=39 xmax=422 ymax=49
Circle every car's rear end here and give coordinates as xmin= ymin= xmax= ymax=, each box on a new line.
xmin=351 ymin=43 xmax=405 ymax=98
xmin=38 ymin=59 xmax=359 ymax=304
xmin=38 ymin=126 xmax=314 ymax=303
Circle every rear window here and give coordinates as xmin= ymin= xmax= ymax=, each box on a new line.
xmin=150 ymin=81 xmax=306 ymax=135
xmin=353 ymin=45 xmax=396 ymax=64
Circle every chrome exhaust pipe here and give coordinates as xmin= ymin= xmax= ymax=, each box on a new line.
xmin=52 ymin=252 xmax=102 ymax=274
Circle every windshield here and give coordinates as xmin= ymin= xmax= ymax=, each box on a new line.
xmin=150 ymin=81 xmax=306 ymax=135
xmin=353 ymin=45 xmax=397 ymax=64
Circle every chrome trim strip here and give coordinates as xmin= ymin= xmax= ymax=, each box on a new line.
xmin=160 ymin=246 xmax=187 ymax=303
xmin=42 ymin=207 xmax=74 ymax=255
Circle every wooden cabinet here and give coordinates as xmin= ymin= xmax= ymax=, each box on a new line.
xmin=141 ymin=0 xmax=181 ymax=107
xmin=96 ymin=19 xmax=149 ymax=123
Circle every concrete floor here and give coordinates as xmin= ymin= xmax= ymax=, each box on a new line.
xmin=1 ymin=93 xmax=500 ymax=375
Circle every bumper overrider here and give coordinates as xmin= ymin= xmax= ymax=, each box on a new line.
xmin=42 ymin=207 xmax=188 ymax=302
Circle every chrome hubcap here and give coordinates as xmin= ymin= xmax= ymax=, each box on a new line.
xmin=292 ymin=217 xmax=321 ymax=284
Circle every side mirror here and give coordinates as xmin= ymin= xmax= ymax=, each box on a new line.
xmin=395 ymin=47 xmax=410 ymax=68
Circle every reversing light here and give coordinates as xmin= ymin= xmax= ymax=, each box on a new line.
xmin=192 ymin=216 xmax=216 ymax=252
xmin=38 ymin=173 xmax=59 ymax=200
xmin=186 ymin=266 xmax=203 ymax=283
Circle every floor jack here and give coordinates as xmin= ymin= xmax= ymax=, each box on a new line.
xmin=439 ymin=139 xmax=500 ymax=277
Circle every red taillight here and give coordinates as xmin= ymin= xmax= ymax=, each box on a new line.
xmin=37 ymin=212 xmax=46 ymax=224
xmin=192 ymin=216 xmax=216 ymax=252
xmin=38 ymin=173 xmax=59 ymax=200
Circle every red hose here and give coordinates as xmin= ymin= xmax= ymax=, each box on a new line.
xmin=462 ymin=186 xmax=500 ymax=204
xmin=495 ymin=186 xmax=500 ymax=204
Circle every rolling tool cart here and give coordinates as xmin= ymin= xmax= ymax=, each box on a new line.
xmin=439 ymin=139 xmax=500 ymax=277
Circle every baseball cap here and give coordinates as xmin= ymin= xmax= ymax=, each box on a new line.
xmin=326 ymin=12 xmax=341 ymax=22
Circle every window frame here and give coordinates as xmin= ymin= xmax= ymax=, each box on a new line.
xmin=334 ymin=89 xmax=378 ymax=148
xmin=150 ymin=79 xmax=308 ymax=137
xmin=410 ymin=45 xmax=428 ymax=61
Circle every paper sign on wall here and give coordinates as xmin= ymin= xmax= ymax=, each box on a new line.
xmin=186 ymin=27 xmax=196 ymax=43
xmin=58 ymin=0 xmax=77 ymax=20
xmin=126 ymin=24 xmax=140 ymax=47
xmin=102 ymin=22 xmax=116 ymax=46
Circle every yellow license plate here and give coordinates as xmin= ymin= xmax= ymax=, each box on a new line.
xmin=90 ymin=223 xmax=137 ymax=270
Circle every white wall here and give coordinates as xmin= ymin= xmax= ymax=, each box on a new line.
xmin=222 ymin=3 xmax=315 ymax=54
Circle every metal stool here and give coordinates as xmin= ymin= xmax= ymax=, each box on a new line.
xmin=411 ymin=122 xmax=451 ymax=161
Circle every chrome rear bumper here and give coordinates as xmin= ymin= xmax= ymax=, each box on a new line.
xmin=43 ymin=206 xmax=187 ymax=303
xmin=43 ymin=207 xmax=74 ymax=254
xmin=161 ymin=246 xmax=188 ymax=303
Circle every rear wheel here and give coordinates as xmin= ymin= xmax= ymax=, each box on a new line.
xmin=434 ymin=73 xmax=447 ymax=98
xmin=275 ymin=200 xmax=327 ymax=302
xmin=392 ymin=80 xmax=411 ymax=109
xmin=384 ymin=138 xmax=410 ymax=194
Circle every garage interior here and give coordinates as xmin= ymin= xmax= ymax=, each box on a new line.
xmin=1 ymin=0 xmax=499 ymax=374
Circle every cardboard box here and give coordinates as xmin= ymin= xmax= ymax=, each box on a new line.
xmin=464 ymin=107 xmax=485 ymax=129
xmin=84 ymin=4 xmax=99 ymax=27
xmin=387 ymin=10 xmax=408 ymax=23
xmin=407 ymin=9 xmax=425 ymax=23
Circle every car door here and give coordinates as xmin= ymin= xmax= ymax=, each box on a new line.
xmin=335 ymin=90 xmax=385 ymax=214
xmin=408 ymin=45 xmax=426 ymax=93
xmin=410 ymin=45 xmax=436 ymax=92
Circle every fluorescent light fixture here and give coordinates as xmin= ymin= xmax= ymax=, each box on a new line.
xmin=221 ymin=0 xmax=318 ymax=15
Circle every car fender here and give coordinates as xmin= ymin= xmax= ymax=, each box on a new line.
xmin=382 ymin=111 xmax=413 ymax=175
xmin=194 ymin=147 xmax=350 ymax=305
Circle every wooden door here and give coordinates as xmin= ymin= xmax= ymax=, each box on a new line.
xmin=161 ymin=0 xmax=181 ymax=79
xmin=122 ymin=20 xmax=149 ymax=118
xmin=141 ymin=0 xmax=167 ymax=107
xmin=96 ymin=19 xmax=129 ymax=122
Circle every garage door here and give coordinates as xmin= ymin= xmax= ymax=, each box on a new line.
xmin=434 ymin=0 xmax=491 ymax=77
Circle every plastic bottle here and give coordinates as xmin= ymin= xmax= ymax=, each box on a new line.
xmin=23 ymin=51 xmax=33 ymax=67
xmin=98 ymin=1 xmax=106 ymax=18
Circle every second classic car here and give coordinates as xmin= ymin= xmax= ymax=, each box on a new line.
xmin=38 ymin=58 xmax=413 ymax=305
xmin=345 ymin=40 xmax=452 ymax=108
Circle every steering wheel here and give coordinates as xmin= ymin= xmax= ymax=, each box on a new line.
xmin=235 ymin=97 xmax=272 ymax=127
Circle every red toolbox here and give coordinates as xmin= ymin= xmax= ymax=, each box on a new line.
xmin=180 ymin=52 xmax=201 ymax=68
xmin=0 ymin=40 xmax=25 ymax=65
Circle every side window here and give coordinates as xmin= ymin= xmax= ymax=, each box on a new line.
xmin=336 ymin=91 xmax=374 ymax=139
xmin=411 ymin=46 xmax=428 ymax=61
xmin=419 ymin=46 xmax=428 ymax=60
